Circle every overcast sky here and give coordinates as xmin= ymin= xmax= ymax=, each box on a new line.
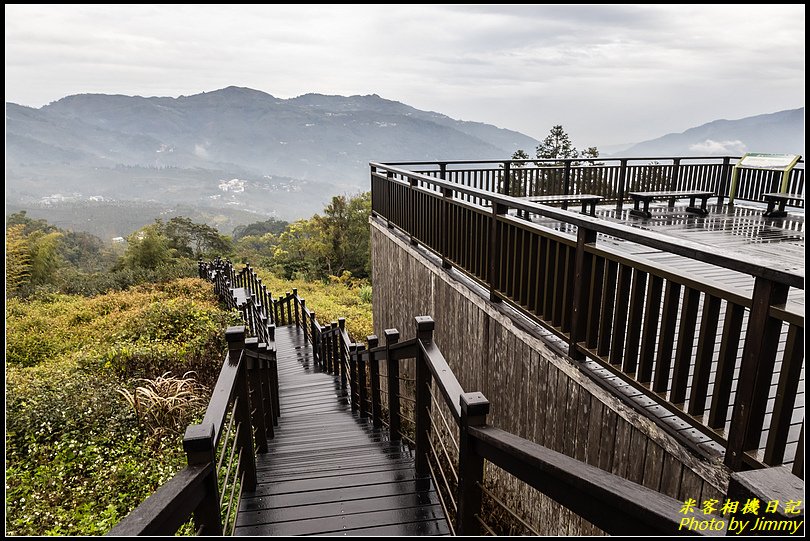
xmin=4 ymin=4 xmax=805 ymax=147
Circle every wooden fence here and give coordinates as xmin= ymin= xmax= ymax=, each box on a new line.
xmin=401 ymin=156 xmax=804 ymax=209
xmin=370 ymin=161 xmax=804 ymax=475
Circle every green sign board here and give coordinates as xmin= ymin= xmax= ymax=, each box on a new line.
xmin=729 ymin=152 xmax=802 ymax=204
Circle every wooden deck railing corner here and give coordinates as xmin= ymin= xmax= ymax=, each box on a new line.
xmin=370 ymin=158 xmax=804 ymax=476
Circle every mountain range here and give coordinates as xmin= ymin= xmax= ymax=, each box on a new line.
xmin=5 ymin=87 xmax=803 ymax=237
xmin=6 ymin=87 xmax=539 ymax=234
xmin=621 ymin=108 xmax=804 ymax=157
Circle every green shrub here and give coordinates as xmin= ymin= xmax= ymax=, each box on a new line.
xmin=256 ymin=270 xmax=374 ymax=341
xmin=5 ymin=278 xmax=235 ymax=535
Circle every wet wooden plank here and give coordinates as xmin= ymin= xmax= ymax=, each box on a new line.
xmin=237 ymin=325 xmax=450 ymax=536
xmin=236 ymin=504 xmax=448 ymax=536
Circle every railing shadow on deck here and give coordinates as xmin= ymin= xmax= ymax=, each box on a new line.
xmin=110 ymin=259 xmax=803 ymax=536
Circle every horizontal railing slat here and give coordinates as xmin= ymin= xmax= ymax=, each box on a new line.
xmin=468 ymin=425 xmax=703 ymax=536
xmin=107 ymin=464 xmax=211 ymax=536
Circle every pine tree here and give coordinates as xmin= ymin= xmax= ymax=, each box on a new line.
xmin=535 ymin=125 xmax=579 ymax=162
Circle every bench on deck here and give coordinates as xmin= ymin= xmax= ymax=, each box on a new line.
xmin=519 ymin=194 xmax=603 ymax=216
xmin=762 ymin=192 xmax=804 ymax=218
xmin=628 ymin=190 xmax=714 ymax=219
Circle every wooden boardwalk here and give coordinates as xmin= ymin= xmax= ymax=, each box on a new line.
xmin=235 ymin=325 xmax=450 ymax=536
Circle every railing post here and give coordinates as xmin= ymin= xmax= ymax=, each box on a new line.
xmin=569 ymin=225 xmax=597 ymax=360
xmin=322 ymin=324 xmax=331 ymax=372
xmin=563 ymin=160 xmax=571 ymax=206
xmin=500 ymin=161 xmax=511 ymax=195
xmin=671 ymin=157 xmax=682 ymax=191
xmin=440 ymin=163 xmax=453 ymax=270
xmin=230 ymin=329 xmax=257 ymax=493
xmin=349 ymin=342 xmax=359 ymax=412
xmin=414 ymin=316 xmax=434 ymax=477
xmin=409 ymin=176 xmax=418 ymax=246
xmin=262 ymin=285 xmax=270 ymax=323
xmin=301 ymin=299 xmax=311 ymax=344
xmin=367 ymin=335 xmax=382 ymax=428
xmin=616 ymin=158 xmax=627 ymax=211
xmin=370 ymin=164 xmax=378 ymax=218
xmin=260 ymin=340 xmax=277 ymax=433
xmin=386 ymin=170 xmax=395 ymax=229
xmin=718 ymin=156 xmax=732 ymax=206
xmin=338 ymin=318 xmax=348 ymax=389
xmin=249 ymin=294 xmax=258 ymax=335
xmin=328 ymin=321 xmax=338 ymax=380
xmin=457 ymin=392 xmax=490 ymax=535
xmin=724 ymin=277 xmax=790 ymax=470
xmin=321 ymin=325 xmax=330 ymax=371
xmin=245 ymin=337 xmax=268 ymax=452
xmin=183 ymin=422 xmax=223 ymax=536
xmin=286 ymin=292 xmax=293 ymax=325
xmin=273 ymin=298 xmax=280 ymax=326
xmin=292 ymin=288 xmax=300 ymax=328
xmin=384 ymin=329 xmax=401 ymax=440
xmin=309 ymin=310 xmax=318 ymax=363
xmin=488 ymin=202 xmax=507 ymax=302
xmin=357 ymin=343 xmax=368 ymax=418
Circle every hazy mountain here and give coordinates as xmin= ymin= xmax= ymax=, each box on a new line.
xmin=7 ymin=87 xmax=536 ymax=185
xmin=620 ymin=108 xmax=804 ymax=157
xmin=6 ymin=87 xmax=538 ymax=232
xmin=9 ymin=87 xmax=801 ymax=237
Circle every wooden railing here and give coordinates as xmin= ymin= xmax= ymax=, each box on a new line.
xmin=400 ymin=156 xmax=804 ymax=209
xmin=240 ymin=279 xmax=703 ymax=535
xmin=370 ymin=161 xmax=804 ymax=475
xmin=109 ymin=260 xmax=279 ymax=536
xmin=276 ymin=305 xmax=804 ymax=535
xmin=111 ymin=259 xmax=803 ymax=536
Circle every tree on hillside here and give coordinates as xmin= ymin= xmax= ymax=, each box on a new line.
xmin=509 ymin=126 xmax=602 ymax=196
xmin=6 ymin=211 xmax=57 ymax=236
xmin=511 ymin=149 xmax=531 ymax=164
xmin=123 ymin=224 xmax=172 ymax=269
xmin=5 ymin=224 xmax=31 ymax=295
xmin=28 ymin=230 xmax=63 ymax=287
xmin=232 ymin=218 xmax=289 ymax=241
xmin=4 ymin=215 xmax=63 ymax=293
xmin=164 ymin=217 xmax=231 ymax=258
xmin=344 ymin=193 xmax=372 ymax=278
xmin=581 ymin=146 xmax=600 ymax=160
xmin=512 ymin=125 xmax=599 ymax=165
xmin=536 ymin=124 xmax=579 ymax=162
xmin=61 ymin=231 xmax=110 ymax=272
xmin=257 ymin=193 xmax=371 ymax=281
xmin=272 ymin=219 xmax=331 ymax=278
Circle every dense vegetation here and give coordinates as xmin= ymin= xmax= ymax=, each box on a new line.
xmin=231 ymin=193 xmax=371 ymax=281
xmin=5 ymin=192 xmax=373 ymax=535
xmin=5 ymin=280 xmax=238 ymax=535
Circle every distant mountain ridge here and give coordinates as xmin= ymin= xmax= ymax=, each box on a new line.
xmin=7 ymin=86 xmax=537 ymax=183
xmin=620 ymin=108 xmax=804 ymax=157
xmin=5 ymin=87 xmax=803 ymax=236
xmin=6 ymin=87 xmax=539 ymax=226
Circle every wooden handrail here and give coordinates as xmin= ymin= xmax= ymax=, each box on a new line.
xmin=370 ymin=163 xmax=803 ymax=286
xmin=370 ymin=160 xmax=805 ymax=474
xmin=107 ymin=464 xmax=213 ymax=536
xmin=467 ymin=426 xmax=699 ymax=535
xmin=381 ymin=156 xmax=804 ymax=167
